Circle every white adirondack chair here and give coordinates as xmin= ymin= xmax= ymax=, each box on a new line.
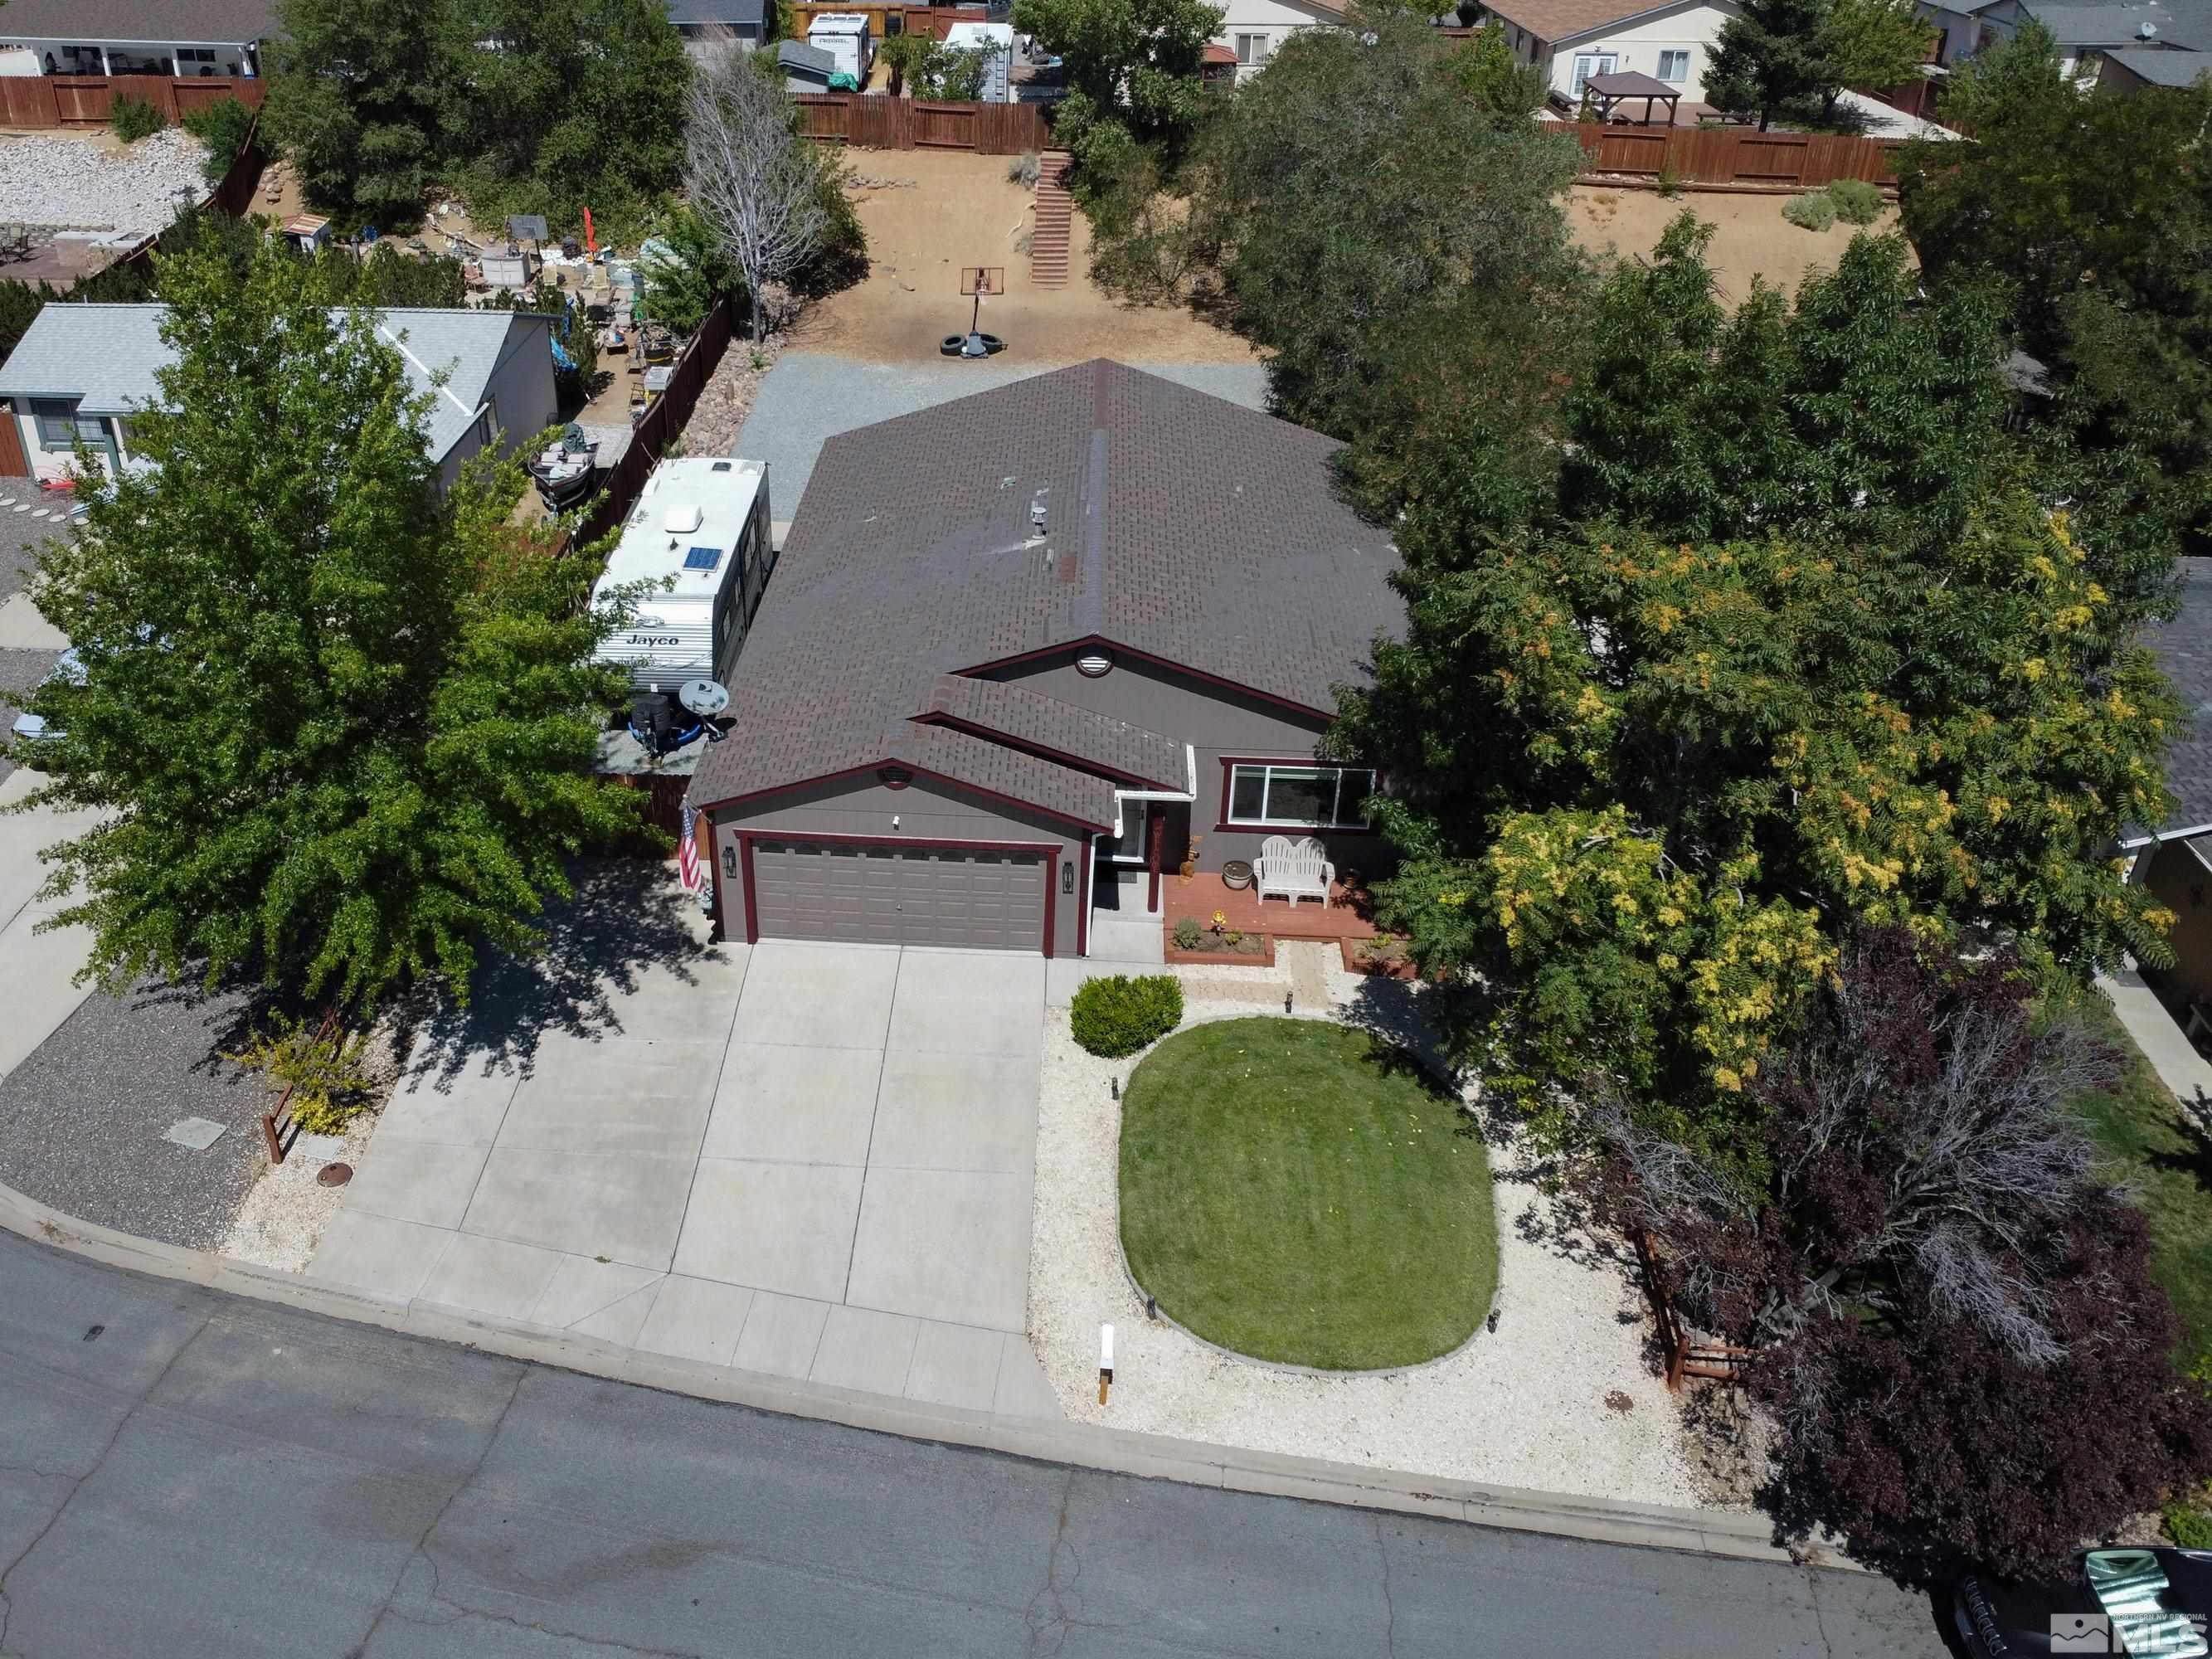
xmin=1256 ymin=835 xmax=1334 ymax=907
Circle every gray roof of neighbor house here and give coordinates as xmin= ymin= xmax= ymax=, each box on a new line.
xmin=0 ymin=303 xmax=552 ymax=464
xmin=0 ymin=0 xmax=275 ymax=43
xmin=689 ymin=360 xmax=1402 ymax=824
xmin=2009 ymin=0 xmax=2212 ymax=48
xmin=667 ymin=0 xmax=766 ymax=26
xmin=777 ymin=38 xmax=838 ymax=73
xmin=2101 ymin=42 xmax=2212 ymax=79
xmin=2147 ymin=560 xmax=2212 ymax=839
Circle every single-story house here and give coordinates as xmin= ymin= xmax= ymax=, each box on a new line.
xmin=2131 ymin=558 xmax=2212 ymax=1005
xmin=0 ymin=303 xmax=559 ymax=493
xmin=1483 ymin=0 xmax=1743 ymax=110
xmin=665 ymin=0 xmax=766 ymax=54
xmin=1208 ymin=0 xmax=1344 ymax=80
xmin=687 ymin=360 xmax=1403 ymax=956
xmin=778 ymin=37 xmax=839 ymax=90
xmin=0 ymin=0 xmax=270 ymax=75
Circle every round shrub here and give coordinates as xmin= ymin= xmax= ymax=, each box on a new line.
xmin=1825 ymin=178 xmax=1884 ymax=226
xmin=109 ymin=95 xmax=166 ymax=146
xmin=1782 ymin=191 xmax=1837 ymax=232
xmin=1071 ymin=972 xmax=1184 ymax=1058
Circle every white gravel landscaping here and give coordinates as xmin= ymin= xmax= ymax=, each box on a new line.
xmin=0 ymin=129 xmax=211 ymax=235
xmin=1027 ymin=943 xmax=1704 ymax=1506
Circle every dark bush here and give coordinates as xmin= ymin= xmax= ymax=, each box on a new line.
xmin=1071 ymin=974 xmax=1184 ymax=1058
xmin=109 ymin=96 xmax=166 ymax=145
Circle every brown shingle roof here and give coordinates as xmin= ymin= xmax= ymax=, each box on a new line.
xmin=921 ymin=674 xmax=1189 ymax=791
xmin=689 ymin=361 xmax=1399 ymax=822
xmin=1480 ymin=0 xmax=1721 ymax=45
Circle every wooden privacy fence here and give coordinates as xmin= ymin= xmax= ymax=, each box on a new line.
xmin=795 ymin=94 xmax=1049 ymax=155
xmin=557 ymin=294 xmax=739 ymax=557
xmin=1559 ymin=121 xmax=1903 ymax=189
xmin=0 ymin=74 xmax=266 ymax=131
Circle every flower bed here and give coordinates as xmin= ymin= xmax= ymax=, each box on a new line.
xmin=1342 ymin=935 xmax=1419 ymax=980
xmin=1168 ymin=912 xmax=1275 ymax=966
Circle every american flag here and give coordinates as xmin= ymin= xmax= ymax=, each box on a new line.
xmin=678 ymin=799 xmax=704 ymax=894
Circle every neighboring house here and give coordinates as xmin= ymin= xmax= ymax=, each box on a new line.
xmin=2098 ymin=39 xmax=2212 ymax=83
xmin=779 ymin=37 xmax=839 ymax=90
xmin=1210 ymin=0 xmax=1344 ymax=79
xmin=665 ymin=0 xmax=766 ymax=54
xmin=1483 ymin=0 xmax=1743 ymax=109
xmin=0 ymin=0 xmax=270 ymax=75
xmin=1929 ymin=0 xmax=2212 ymax=79
xmin=2131 ymin=560 xmax=2212 ymax=1008
xmin=688 ymin=360 xmax=1403 ymax=958
xmin=0 ymin=303 xmax=558 ymax=493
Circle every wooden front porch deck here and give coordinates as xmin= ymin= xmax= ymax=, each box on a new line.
xmin=1159 ymin=872 xmax=1383 ymax=946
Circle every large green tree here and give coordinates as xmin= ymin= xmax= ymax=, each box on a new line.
xmin=1816 ymin=0 xmax=1933 ymax=117
xmin=1013 ymin=0 xmax=1223 ymax=176
xmin=11 ymin=241 xmax=647 ymax=1010
xmin=445 ymin=0 xmax=691 ymax=234
xmin=1704 ymin=0 xmax=1830 ymax=128
xmin=1330 ymin=225 xmax=2178 ymax=1161
xmin=264 ymin=0 xmax=688 ymax=235
xmin=1899 ymin=22 xmax=2212 ymax=565
xmin=265 ymin=0 xmax=456 ymax=226
xmin=1179 ymin=9 xmax=1586 ymax=439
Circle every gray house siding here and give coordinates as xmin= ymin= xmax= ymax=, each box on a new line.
xmin=707 ymin=773 xmax=1087 ymax=955
xmin=985 ymin=649 xmax=1389 ymax=875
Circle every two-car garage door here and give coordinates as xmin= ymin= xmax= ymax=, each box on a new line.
xmin=749 ymin=839 xmax=1050 ymax=952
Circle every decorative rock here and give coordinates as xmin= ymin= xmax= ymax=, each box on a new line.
xmin=0 ymin=127 xmax=213 ymax=234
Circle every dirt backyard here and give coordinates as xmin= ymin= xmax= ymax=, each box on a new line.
xmin=1567 ymin=184 xmax=1909 ymax=306
xmin=790 ymin=148 xmax=1257 ymax=367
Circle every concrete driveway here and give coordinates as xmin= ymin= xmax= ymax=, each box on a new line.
xmin=0 ymin=768 xmax=100 ymax=1081
xmin=311 ymin=934 xmax=1059 ymax=1418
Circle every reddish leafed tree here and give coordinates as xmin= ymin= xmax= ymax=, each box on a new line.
xmin=1599 ymin=928 xmax=2212 ymax=1578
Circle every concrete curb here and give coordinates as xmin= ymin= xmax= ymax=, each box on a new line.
xmin=0 ymin=1176 xmax=1853 ymax=1572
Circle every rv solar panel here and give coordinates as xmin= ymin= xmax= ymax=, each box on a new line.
xmin=683 ymin=545 xmax=722 ymax=571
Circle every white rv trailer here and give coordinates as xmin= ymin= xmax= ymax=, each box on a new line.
xmin=591 ymin=455 xmax=773 ymax=693
xmin=805 ymin=12 xmax=873 ymax=81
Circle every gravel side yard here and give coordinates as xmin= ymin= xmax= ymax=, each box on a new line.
xmin=735 ymin=353 xmax=1270 ymax=511
xmin=0 ymin=508 xmax=62 ymax=786
xmin=0 ymin=980 xmax=269 ymax=1249
xmin=0 ymin=128 xmax=211 ymax=236
xmin=1028 ymin=943 xmax=1702 ymax=1505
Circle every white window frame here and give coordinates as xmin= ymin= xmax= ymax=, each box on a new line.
xmin=1234 ymin=32 xmax=1268 ymax=64
xmin=1656 ymin=48 xmax=1689 ymax=81
xmin=1225 ymin=763 xmax=1374 ymax=830
xmin=1570 ymin=51 xmax=1616 ymax=95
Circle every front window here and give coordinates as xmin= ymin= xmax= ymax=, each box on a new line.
xmin=31 ymin=397 xmax=82 ymax=449
xmin=1657 ymin=48 xmax=1689 ymax=80
xmin=1235 ymin=32 xmax=1268 ymax=63
xmin=1226 ymin=763 xmax=1373 ymax=829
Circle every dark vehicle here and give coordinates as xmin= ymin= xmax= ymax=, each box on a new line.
xmin=1957 ymin=1548 xmax=2212 ymax=1657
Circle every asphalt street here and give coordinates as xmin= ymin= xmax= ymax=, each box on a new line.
xmin=0 ymin=1229 xmax=1952 ymax=1659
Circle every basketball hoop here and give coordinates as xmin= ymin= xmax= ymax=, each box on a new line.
xmin=960 ymin=266 xmax=1006 ymax=296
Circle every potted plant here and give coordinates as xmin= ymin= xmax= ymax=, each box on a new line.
xmin=1222 ymin=859 xmax=1252 ymax=891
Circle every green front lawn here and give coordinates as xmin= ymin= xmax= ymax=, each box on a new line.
xmin=2077 ymin=995 xmax=2212 ymax=1368
xmin=1117 ymin=1017 xmax=1497 ymax=1370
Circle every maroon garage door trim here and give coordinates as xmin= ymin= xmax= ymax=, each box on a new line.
xmin=736 ymin=830 xmax=1060 ymax=956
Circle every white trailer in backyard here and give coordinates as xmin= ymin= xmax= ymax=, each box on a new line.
xmin=591 ymin=456 xmax=773 ymax=695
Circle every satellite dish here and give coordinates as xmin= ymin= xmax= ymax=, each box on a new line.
xmin=679 ymin=679 xmax=730 ymax=718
